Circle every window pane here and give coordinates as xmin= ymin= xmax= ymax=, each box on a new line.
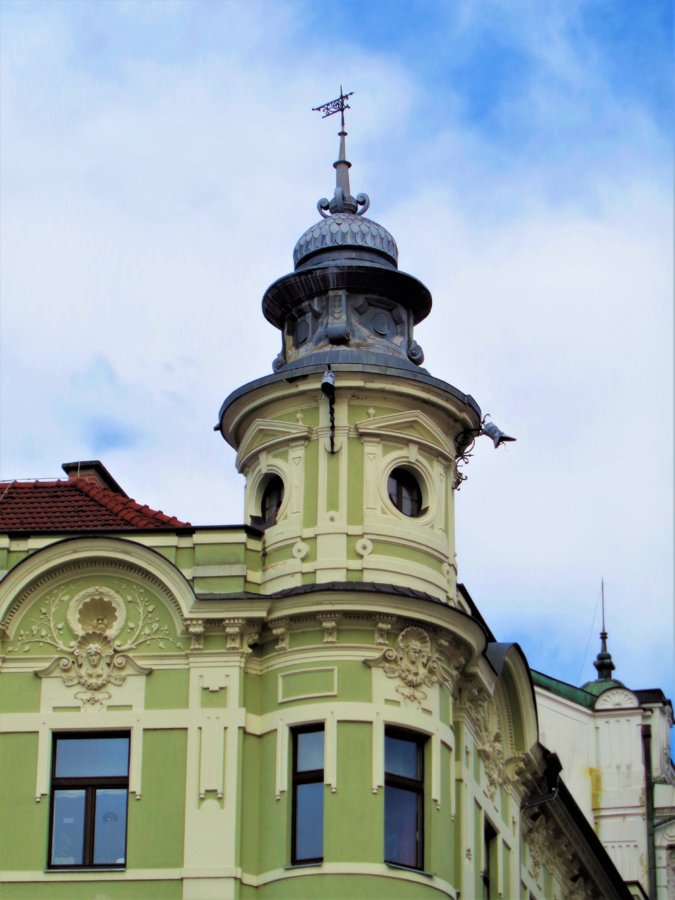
xmin=385 ymin=734 xmax=419 ymax=779
xmin=51 ymin=790 xmax=85 ymax=866
xmin=55 ymin=737 xmax=129 ymax=778
xmin=93 ymin=789 xmax=128 ymax=865
xmin=295 ymin=782 xmax=323 ymax=861
xmin=296 ymin=730 xmax=324 ymax=772
xmin=385 ymin=785 xmax=418 ymax=867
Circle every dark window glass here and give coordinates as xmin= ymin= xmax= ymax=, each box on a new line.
xmin=261 ymin=476 xmax=284 ymax=524
xmin=49 ymin=733 xmax=129 ymax=869
xmin=296 ymin=729 xmax=324 ymax=772
xmin=292 ymin=726 xmax=324 ymax=864
xmin=55 ymin=737 xmax=130 ymax=778
xmin=51 ymin=790 xmax=85 ymax=866
xmin=384 ymin=729 xmax=424 ymax=870
xmin=483 ymin=819 xmax=498 ymax=899
xmin=93 ymin=789 xmax=128 ymax=865
xmin=387 ymin=468 xmax=422 ymax=517
xmin=294 ymin=782 xmax=324 ymax=862
xmin=385 ymin=734 xmax=420 ymax=779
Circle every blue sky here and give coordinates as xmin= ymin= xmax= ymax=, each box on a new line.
xmin=1 ymin=0 xmax=672 ymax=696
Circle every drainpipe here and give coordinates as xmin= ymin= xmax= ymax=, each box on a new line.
xmin=641 ymin=724 xmax=657 ymax=899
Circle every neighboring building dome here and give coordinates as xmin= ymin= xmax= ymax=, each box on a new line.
xmin=293 ymin=213 xmax=398 ymax=269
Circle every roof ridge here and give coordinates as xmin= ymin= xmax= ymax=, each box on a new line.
xmin=71 ymin=477 xmax=190 ymax=527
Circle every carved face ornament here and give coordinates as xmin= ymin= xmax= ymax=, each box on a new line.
xmin=73 ymin=633 xmax=114 ymax=691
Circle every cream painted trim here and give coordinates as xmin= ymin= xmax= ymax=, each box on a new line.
xmin=278 ymin=667 xmax=338 ymax=704
xmin=1 ymin=710 xmax=245 ymax=732
xmin=246 ymin=702 xmax=454 ymax=744
xmin=199 ymin=716 xmax=226 ymax=799
xmin=190 ymin=564 xmax=247 ymax=578
xmin=1 ymin=652 xmax=187 ymax=674
xmin=355 ymin=408 xmax=456 ymax=460
xmin=373 ymin=710 xmax=384 ymax=793
xmin=240 ymin=862 xmax=457 ymax=896
xmin=0 ymin=868 xmax=185 ymax=882
xmin=432 ymin=729 xmax=441 ymax=809
xmin=32 ymin=719 xmax=144 ymax=802
xmin=325 ymin=710 xmax=337 ymax=792
xmin=192 ymin=531 xmax=253 ymax=545
xmin=275 ymin=718 xmax=289 ymax=799
xmin=236 ymin=417 xmax=310 ymax=473
xmin=0 ymin=536 xmax=196 ymax=628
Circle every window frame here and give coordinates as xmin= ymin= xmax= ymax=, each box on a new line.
xmin=48 ymin=731 xmax=130 ymax=870
xmin=384 ymin=727 xmax=425 ymax=870
xmin=291 ymin=724 xmax=325 ymax=866
xmin=482 ymin=816 xmax=498 ymax=899
xmin=386 ymin=467 xmax=424 ymax=518
xmin=260 ymin=474 xmax=285 ymax=526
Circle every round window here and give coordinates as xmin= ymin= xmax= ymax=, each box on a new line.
xmin=261 ymin=475 xmax=284 ymax=525
xmin=387 ymin=467 xmax=423 ymax=517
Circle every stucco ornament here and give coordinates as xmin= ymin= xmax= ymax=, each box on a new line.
xmin=366 ymin=626 xmax=466 ymax=705
xmin=7 ymin=584 xmax=184 ymax=693
xmin=476 ymin=726 xmax=505 ymax=799
xmin=524 ymin=812 xmax=556 ymax=880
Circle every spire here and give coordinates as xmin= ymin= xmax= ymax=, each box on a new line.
xmin=313 ymin=87 xmax=370 ymax=218
xmin=593 ymin=578 xmax=616 ymax=681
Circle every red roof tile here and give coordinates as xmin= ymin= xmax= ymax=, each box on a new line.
xmin=0 ymin=477 xmax=190 ymax=532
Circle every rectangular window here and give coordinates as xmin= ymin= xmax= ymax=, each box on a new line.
xmin=49 ymin=733 xmax=130 ymax=869
xmin=384 ymin=728 xmax=424 ymax=870
xmin=291 ymin=726 xmax=324 ymax=864
xmin=483 ymin=817 xmax=497 ymax=899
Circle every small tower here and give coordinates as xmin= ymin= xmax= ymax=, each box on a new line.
xmin=582 ymin=579 xmax=624 ymax=695
xmin=218 ymin=93 xmax=481 ymax=604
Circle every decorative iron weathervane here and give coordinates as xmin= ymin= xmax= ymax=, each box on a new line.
xmin=311 ymin=86 xmax=369 ymax=218
xmin=312 ymin=86 xmax=354 ymax=124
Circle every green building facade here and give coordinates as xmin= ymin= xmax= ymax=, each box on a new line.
xmin=0 ymin=115 xmax=633 ymax=899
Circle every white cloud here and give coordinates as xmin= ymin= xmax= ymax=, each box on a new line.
xmin=0 ymin=1 xmax=671 ymax=695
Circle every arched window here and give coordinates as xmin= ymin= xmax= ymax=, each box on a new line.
xmin=387 ymin=468 xmax=422 ymax=517
xmin=261 ymin=475 xmax=284 ymax=525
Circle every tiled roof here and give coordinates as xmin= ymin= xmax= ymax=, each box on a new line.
xmin=0 ymin=477 xmax=190 ymax=532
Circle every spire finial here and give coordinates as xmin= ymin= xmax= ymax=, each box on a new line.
xmin=593 ymin=577 xmax=616 ymax=681
xmin=312 ymin=87 xmax=370 ymax=218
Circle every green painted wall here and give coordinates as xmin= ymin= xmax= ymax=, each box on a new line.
xmin=144 ymin=670 xmax=189 ymax=709
xmin=328 ymin=723 xmax=380 ymax=864
xmin=127 ymin=729 xmax=187 ymax=869
xmin=0 ymin=733 xmax=46 ymax=871
xmin=0 ymin=673 xmax=40 ymax=712
xmin=240 ymin=732 xmax=262 ymax=875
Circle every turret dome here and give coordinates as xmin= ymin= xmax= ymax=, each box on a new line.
xmin=293 ymin=212 xmax=398 ymax=270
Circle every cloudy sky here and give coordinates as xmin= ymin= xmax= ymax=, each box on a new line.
xmin=1 ymin=0 xmax=672 ymax=696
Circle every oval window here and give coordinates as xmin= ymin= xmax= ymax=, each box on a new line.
xmin=261 ymin=475 xmax=284 ymax=525
xmin=387 ymin=468 xmax=423 ymax=517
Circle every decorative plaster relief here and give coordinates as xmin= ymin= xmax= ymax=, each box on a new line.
xmin=7 ymin=584 xmax=182 ymax=702
xmin=525 ymin=812 xmax=557 ymax=881
xmin=366 ymin=626 xmax=468 ymax=706
xmin=316 ymin=614 xmax=340 ymax=643
xmin=374 ymin=617 xmax=396 ymax=645
xmin=270 ymin=618 xmax=289 ymax=650
xmin=292 ymin=540 xmax=309 ymax=560
xmin=594 ymin=688 xmax=639 ymax=709
xmin=355 ymin=538 xmax=373 ymax=558
xmin=186 ymin=618 xmax=205 ymax=650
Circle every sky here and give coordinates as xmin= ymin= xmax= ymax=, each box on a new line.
xmin=1 ymin=0 xmax=672 ymax=697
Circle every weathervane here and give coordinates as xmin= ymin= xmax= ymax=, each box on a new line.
xmin=311 ymin=87 xmax=369 ymax=217
xmin=312 ymin=86 xmax=354 ymax=125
